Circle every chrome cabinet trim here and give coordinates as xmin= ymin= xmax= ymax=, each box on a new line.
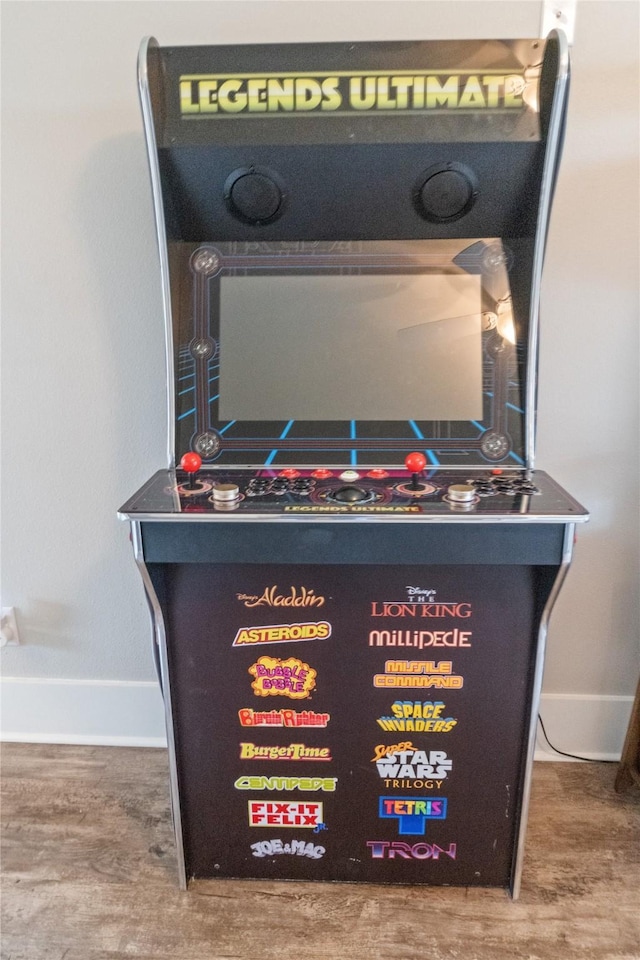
xmin=138 ymin=38 xmax=176 ymax=469
xmin=131 ymin=519 xmax=187 ymax=890
xmin=510 ymin=521 xmax=575 ymax=899
xmin=525 ymin=30 xmax=570 ymax=468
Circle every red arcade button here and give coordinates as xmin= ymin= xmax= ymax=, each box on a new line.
xmin=367 ymin=469 xmax=389 ymax=479
xmin=491 ymin=468 xmax=504 ymax=475
xmin=279 ymin=468 xmax=300 ymax=479
xmin=311 ymin=468 xmax=333 ymax=479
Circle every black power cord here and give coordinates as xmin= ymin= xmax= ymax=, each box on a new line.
xmin=537 ymin=714 xmax=613 ymax=763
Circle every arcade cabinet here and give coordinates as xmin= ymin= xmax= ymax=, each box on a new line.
xmin=119 ymin=32 xmax=588 ymax=897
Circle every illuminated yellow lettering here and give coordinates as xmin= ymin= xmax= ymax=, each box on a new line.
xmin=391 ymin=76 xmax=412 ymax=110
xmin=458 ymin=76 xmax=486 ymax=108
xmin=504 ymin=75 xmax=524 ymax=108
xmin=377 ymin=77 xmax=396 ymax=109
xmin=483 ymin=75 xmax=503 ymax=108
xmin=295 ymin=78 xmax=323 ymax=111
xmin=412 ymin=75 xmax=425 ymax=109
xmin=180 ymin=79 xmax=199 ymax=114
xmin=198 ymin=79 xmax=219 ymax=113
xmin=321 ymin=76 xmax=342 ymax=111
xmin=349 ymin=76 xmax=376 ymax=110
xmin=218 ymin=79 xmax=248 ymax=113
xmin=267 ymin=77 xmax=295 ymax=112
xmin=247 ymin=78 xmax=268 ymax=112
xmin=426 ymin=75 xmax=459 ymax=109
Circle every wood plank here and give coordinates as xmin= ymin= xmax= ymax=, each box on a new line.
xmin=1 ymin=745 xmax=639 ymax=960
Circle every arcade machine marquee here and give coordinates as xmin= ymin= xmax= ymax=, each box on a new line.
xmin=119 ymin=34 xmax=588 ymax=896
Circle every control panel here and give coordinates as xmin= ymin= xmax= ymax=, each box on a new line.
xmin=119 ymin=453 xmax=587 ymax=522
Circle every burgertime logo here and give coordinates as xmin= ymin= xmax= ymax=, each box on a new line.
xmin=233 ymin=621 xmax=331 ymax=647
xmin=180 ymin=71 xmax=527 ymax=116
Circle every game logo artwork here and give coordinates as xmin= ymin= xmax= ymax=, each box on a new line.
xmin=249 ymin=656 xmax=317 ymax=699
xmin=372 ymin=744 xmax=452 ymax=788
xmin=376 ymin=700 xmax=457 ymax=733
xmin=248 ymin=801 xmax=324 ymax=829
xmin=166 ymin=562 xmax=540 ymax=885
xmin=238 ymin=708 xmax=330 ymax=728
xmin=233 ymin=620 xmax=331 ymax=647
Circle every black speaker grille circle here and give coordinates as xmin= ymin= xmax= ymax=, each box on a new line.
xmin=414 ymin=162 xmax=478 ymax=223
xmin=225 ymin=168 xmax=284 ymax=224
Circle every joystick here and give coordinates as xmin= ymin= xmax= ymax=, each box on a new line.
xmin=180 ymin=452 xmax=202 ymax=490
xmin=405 ymin=452 xmax=427 ymax=491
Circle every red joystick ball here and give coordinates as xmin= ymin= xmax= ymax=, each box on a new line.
xmin=405 ymin=452 xmax=427 ymax=474
xmin=180 ymin=452 xmax=202 ymax=474
xmin=180 ymin=452 xmax=202 ymax=489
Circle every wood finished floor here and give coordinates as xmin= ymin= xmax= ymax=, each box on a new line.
xmin=1 ymin=744 xmax=638 ymax=960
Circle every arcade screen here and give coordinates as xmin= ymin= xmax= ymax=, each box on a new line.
xmin=172 ymin=239 xmax=523 ymax=467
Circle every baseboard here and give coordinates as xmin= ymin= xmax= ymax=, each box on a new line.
xmin=535 ymin=693 xmax=633 ymax=762
xmin=0 ymin=677 xmax=167 ymax=747
xmin=0 ymin=678 xmax=633 ymax=758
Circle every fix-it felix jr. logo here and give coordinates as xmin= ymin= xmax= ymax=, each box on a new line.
xmin=378 ymin=797 xmax=447 ymax=835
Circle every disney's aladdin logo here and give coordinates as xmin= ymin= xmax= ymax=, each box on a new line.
xmin=237 ymin=586 xmax=325 ymax=608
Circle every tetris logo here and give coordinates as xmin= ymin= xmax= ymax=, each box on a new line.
xmin=378 ymin=796 xmax=447 ymax=835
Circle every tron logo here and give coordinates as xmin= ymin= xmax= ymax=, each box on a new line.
xmin=367 ymin=840 xmax=457 ymax=860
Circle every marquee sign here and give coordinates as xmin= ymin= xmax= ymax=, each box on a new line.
xmin=179 ymin=70 xmax=528 ymax=116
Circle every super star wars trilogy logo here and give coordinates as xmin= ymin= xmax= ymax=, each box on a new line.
xmin=226 ymin=582 xmax=471 ymax=866
xmin=180 ymin=70 xmax=528 ymax=116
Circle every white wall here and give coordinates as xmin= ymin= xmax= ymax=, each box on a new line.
xmin=1 ymin=1 xmax=638 ymax=755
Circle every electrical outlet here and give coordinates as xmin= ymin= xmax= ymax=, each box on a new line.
xmin=1 ymin=607 xmax=20 ymax=647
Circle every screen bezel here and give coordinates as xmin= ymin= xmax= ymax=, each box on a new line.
xmin=171 ymin=239 xmax=525 ymax=468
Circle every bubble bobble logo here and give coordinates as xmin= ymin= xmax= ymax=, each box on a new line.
xmin=249 ymin=655 xmax=317 ymax=699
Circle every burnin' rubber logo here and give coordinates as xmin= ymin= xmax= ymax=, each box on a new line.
xmin=367 ymin=840 xmax=456 ymax=860
xmin=239 ymin=742 xmax=331 ymax=761
xmin=233 ymin=621 xmax=331 ymax=646
xmin=373 ymin=660 xmax=463 ymax=689
xmin=248 ymin=801 xmax=323 ymax=828
xmin=379 ymin=797 xmax=447 ymax=836
xmin=372 ymin=745 xmax=452 ymax=787
xmin=237 ymin=586 xmax=325 ymax=608
xmin=239 ymin=708 xmax=330 ymax=728
xmin=180 ymin=72 xmax=526 ymax=116
xmin=251 ymin=839 xmax=325 ymax=859
xmin=249 ymin=656 xmax=316 ymax=699
xmin=235 ymin=776 xmax=337 ymax=792
xmin=377 ymin=700 xmax=457 ymax=733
